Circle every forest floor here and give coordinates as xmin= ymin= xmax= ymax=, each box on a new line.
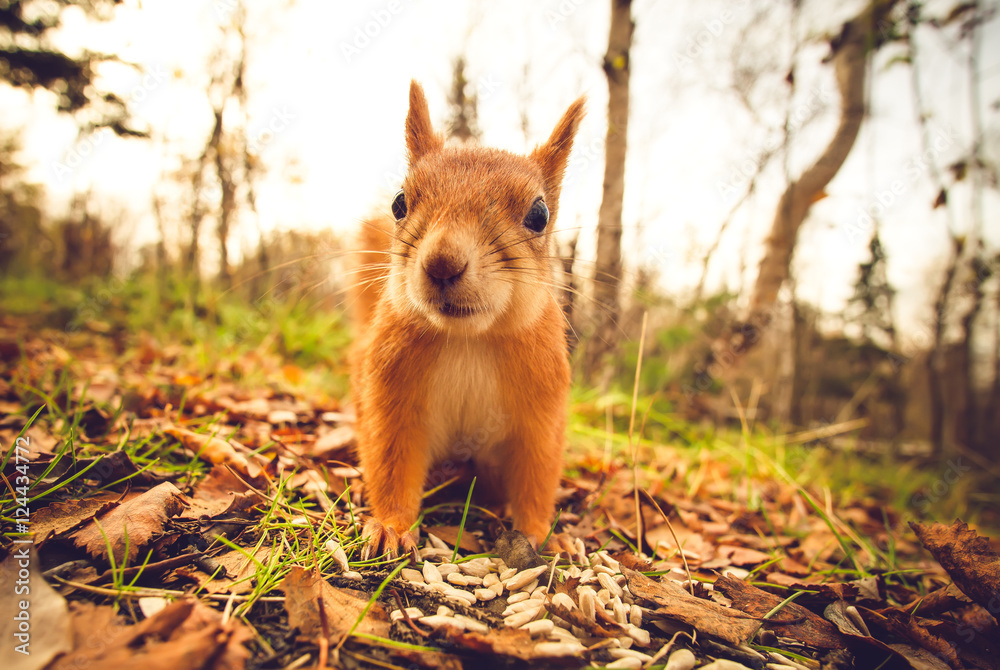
xmin=1 ymin=278 xmax=999 ymax=670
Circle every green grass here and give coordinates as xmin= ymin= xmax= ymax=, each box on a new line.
xmin=2 ymin=271 xmax=996 ymax=571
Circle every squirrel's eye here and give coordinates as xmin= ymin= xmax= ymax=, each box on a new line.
xmin=523 ymin=199 xmax=548 ymax=233
xmin=391 ymin=190 xmax=407 ymax=221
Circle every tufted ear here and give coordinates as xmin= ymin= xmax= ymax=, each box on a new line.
xmin=530 ymin=97 xmax=586 ymax=213
xmin=406 ymin=81 xmax=444 ymax=164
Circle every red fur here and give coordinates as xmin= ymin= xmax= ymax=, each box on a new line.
xmin=351 ymin=81 xmax=585 ymax=558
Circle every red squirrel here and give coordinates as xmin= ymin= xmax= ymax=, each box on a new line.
xmin=351 ymin=81 xmax=585 ymax=559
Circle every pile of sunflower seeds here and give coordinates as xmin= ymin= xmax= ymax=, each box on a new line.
xmin=378 ymin=534 xmax=802 ymax=670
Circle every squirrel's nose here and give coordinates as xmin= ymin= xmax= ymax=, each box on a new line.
xmin=423 ymin=254 xmax=468 ymax=289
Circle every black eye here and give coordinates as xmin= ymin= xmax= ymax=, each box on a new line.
xmin=523 ymin=199 xmax=548 ymax=233
xmin=391 ymin=190 xmax=407 ymax=220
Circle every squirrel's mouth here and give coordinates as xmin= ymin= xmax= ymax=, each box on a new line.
xmin=438 ymin=301 xmax=478 ymax=318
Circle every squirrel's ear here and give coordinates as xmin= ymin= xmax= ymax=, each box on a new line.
xmin=406 ymin=81 xmax=444 ymax=163
xmin=531 ymin=96 xmax=586 ymax=198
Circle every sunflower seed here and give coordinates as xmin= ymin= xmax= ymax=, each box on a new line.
xmin=504 ymin=564 xmax=548 ymax=591
xmin=503 ymin=606 xmax=543 ymax=627
xmin=453 ymin=614 xmax=489 ymax=633
xmin=401 ymin=568 xmax=424 ymax=583
xmin=418 ymin=615 xmax=464 ymax=630
xmin=446 ymin=572 xmax=470 ymax=586
xmin=521 ymin=619 xmax=555 ymax=636
xmin=534 ymin=641 xmax=586 ymax=657
xmin=613 ymin=598 xmax=628 ymax=624
xmin=579 ymin=568 xmax=597 ymax=584
xmin=626 ymin=623 xmax=650 ymax=646
xmin=598 ymin=572 xmax=624 ymax=598
xmin=503 ymin=600 xmax=537 ymax=616
xmin=444 ymin=587 xmax=477 ymax=606
xmin=489 ymin=580 xmax=504 ymax=597
xmin=482 ymin=572 xmax=500 ymax=587
xmin=609 ymin=648 xmax=653 ymax=662
xmin=579 ymin=586 xmax=597 ymax=620
xmin=597 ymin=588 xmax=612 ymax=605
xmin=551 ymin=592 xmax=576 ymax=610
xmin=474 ymin=588 xmax=497 ymax=601
xmin=436 ymin=605 xmax=453 ymax=617
xmin=428 ymin=582 xmax=451 ymax=594
xmin=593 ymin=564 xmax=617 ymax=576
xmin=664 ymin=648 xmax=696 ymax=670
xmin=499 ymin=567 xmax=517 ymax=581
xmin=437 ymin=563 xmax=460 ymax=576
xmin=508 ymin=591 xmax=530 ymax=604
xmin=597 ymin=551 xmax=620 ymax=572
xmin=629 ymin=604 xmax=642 ymax=627
xmin=389 ymin=607 xmax=424 ymax=622
xmin=422 ymin=561 xmax=444 ymax=583
xmin=342 ymin=571 xmax=363 ymax=581
xmin=427 ymin=532 xmax=449 ymax=550
xmin=324 ymin=540 xmax=350 ymax=573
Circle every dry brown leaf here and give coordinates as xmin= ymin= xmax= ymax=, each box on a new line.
xmin=623 ymin=567 xmax=759 ymax=645
xmin=426 ymin=525 xmax=484 ymax=553
xmin=714 ymin=544 xmax=773 ymax=566
xmin=0 ymin=548 xmax=72 ymax=670
xmin=713 ymin=574 xmax=849 ymax=649
xmin=862 ymin=607 xmax=960 ymax=668
xmin=30 ymin=492 xmax=121 ymax=543
xmin=281 ymin=566 xmax=389 ymax=639
xmin=165 ymin=426 xmax=251 ymax=473
xmin=910 ymin=520 xmax=1000 ymax=625
xmin=70 ymin=482 xmax=186 ymax=563
xmin=48 ymin=598 xmax=251 ymax=670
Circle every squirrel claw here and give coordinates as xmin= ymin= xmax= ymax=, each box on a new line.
xmin=360 ymin=517 xmax=418 ymax=562
xmin=541 ymin=531 xmax=577 ymax=557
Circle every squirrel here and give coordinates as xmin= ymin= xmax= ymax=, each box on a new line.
xmin=350 ymin=81 xmax=585 ymax=559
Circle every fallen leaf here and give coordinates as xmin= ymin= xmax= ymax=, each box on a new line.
xmin=48 ymin=598 xmax=251 ymax=670
xmin=281 ymin=566 xmax=389 ymax=639
xmin=71 ymin=482 xmax=186 ymax=563
xmin=0 ymin=547 xmax=72 ymax=670
xmin=713 ymin=574 xmax=849 ymax=649
xmin=910 ymin=520 xmax=1000 ymax=625
xmin=427 ymin=525 xmax=483 ymax=553
xmin=165 ymin=426 xmax=251 ymax=473
xmin=30 ymin=492 xmax=121 ymax=543
xmin=623 ymin=567 xmax=759 ymax=645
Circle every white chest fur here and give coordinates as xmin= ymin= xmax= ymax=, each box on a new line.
xmin=423 ymin=340 xmax=507 ymax=464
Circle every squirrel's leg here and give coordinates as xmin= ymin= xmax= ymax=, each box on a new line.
xmin=499 ymin=417 xmax=565 ymax=548
xmin=357 ymin=408 xmax=429 ymax=561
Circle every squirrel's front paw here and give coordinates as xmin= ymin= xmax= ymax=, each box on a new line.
xmin=360 ymin=517 xmax=419 ymax=562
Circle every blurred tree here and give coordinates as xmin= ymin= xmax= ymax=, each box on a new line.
xmin=0 ymin=132 xmax=47 ymax=274
xmin=0 ymin=0 xmax=145 ymax=135
xmin=846 ymin=233 xmax=897 ymax=349
xmin=446 ymin=57 xmax=480 ymax=142
xmin=748 ymin=0 xmax=900 ymax=333
xmin=585 ymin=0 xmax=633 ymax=386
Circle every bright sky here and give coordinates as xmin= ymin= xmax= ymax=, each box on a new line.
xmin=4 ymin=0 xmax=1000 ymax=347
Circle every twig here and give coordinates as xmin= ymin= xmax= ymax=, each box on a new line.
xmin=628 ymin=311 xmax=649 ymax=553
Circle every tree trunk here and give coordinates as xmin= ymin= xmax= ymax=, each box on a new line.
xmin=213 ymin=106 xmax=235 ymax=289
xmin=748 ymin=0 xmax=898 ymax=327
xmin=585 ymin=0 xmax=633 ymax=382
